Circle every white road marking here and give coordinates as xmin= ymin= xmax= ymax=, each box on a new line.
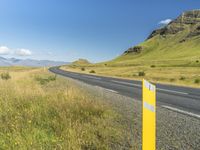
xmin=104 ymin=88 xmax=118 ymax=93
xmin=162 ymin=105 xmax=200 ymax=119
xmin=94 ymin=86 xmax=118 ymax=93
xmin=157 ymin=88 xmax=188 ymax=95
xmin=111 ymin=80 xmax=188 ymax=95
xmin=111 ymin=80 xmax=141 ymax=87
xmin=82 ymin=75 xmax=101 ymax=80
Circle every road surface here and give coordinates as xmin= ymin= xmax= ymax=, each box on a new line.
xmin=49 ymin=66 xmax=200 ymax=118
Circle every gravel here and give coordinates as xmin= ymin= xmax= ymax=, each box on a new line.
xmin=60 ymin=76 xmax=200 ymax=150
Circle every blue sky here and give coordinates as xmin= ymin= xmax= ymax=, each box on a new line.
xmin=0 ymin=0 xmax=199 ymax=62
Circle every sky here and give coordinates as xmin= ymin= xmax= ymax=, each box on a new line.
xmin=0 ymin=0 xmax=199 ymax=62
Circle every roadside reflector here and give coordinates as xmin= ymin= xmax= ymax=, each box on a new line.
xmin=142 ymin=79 xmax=156 ymax=150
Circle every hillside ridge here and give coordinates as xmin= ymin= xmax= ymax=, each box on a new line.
xmin=124 ymin=10 xmax=200 ymax=56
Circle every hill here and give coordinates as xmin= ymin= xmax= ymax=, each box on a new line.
xmin=112 ymin=10 xmax=200 ymax=66
xmin=72 ymin=58 xmax=91 ymax=66
xmin=61 ymin=10 xmax=200 ymax=87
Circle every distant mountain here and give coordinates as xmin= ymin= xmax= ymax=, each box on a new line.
xmin=0 ymin=57 xmax=69 ymax=67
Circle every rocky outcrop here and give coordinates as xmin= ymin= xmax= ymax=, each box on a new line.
xmin=123 ymin=46 xmax=142 ymax=54
xmin=174 ymin=10 xmax=200 ymax=25
xmin=147 ymin=10 xmax=200 ymax=40
xmin=123 ymin=10 xmax=200 ymax=55
xmin=186 ymin=25 xmax=200 ymax=38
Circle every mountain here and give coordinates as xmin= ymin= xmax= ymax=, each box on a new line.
xmin=0 ymin=57 xmax=12 ymax=66
xmin=113 ymin=10 xmax=200 ymax=65
xmin=72 ymin=59 xmax=91 ymax=66
xmin=0 ymin=57 xmax=69 ymax=67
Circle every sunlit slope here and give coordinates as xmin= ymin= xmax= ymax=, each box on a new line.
xmin=63 ymin=10 xmax=200 ymax=87
xmin=110 ymin=10 xmax=200 ymax=66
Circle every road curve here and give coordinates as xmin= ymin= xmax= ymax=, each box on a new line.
xmin=49 ymin=66 xmax=200 ymax=116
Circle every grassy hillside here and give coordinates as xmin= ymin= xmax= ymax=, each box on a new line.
xmin=0 ymin=67 xmax=126 ymax=149
xmin=62 ymin=10 xmax=200 ymax=87
xmin=72 ymin=59 xmax=91 ymax=66
xmin=111 ymin=10 xmax=200 ymax=65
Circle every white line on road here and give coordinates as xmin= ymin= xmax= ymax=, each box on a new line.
xmin=157 ymin=88 xmax=188 ymax=95
xmin=82 ymin=75 xmax=101 ymax=80
xmin=162 ymin=105 xmax=200 ymax=119
xmin=111 ymin=80 xmax=188 ymax=95
xmin=111 ymin=80 xmax=141 ymax=87
xmin=94 ymin=86 xmax=118 ymax=93
xmin=104 ymin=88 xmax=118 ymax=93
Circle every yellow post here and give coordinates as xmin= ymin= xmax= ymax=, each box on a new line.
xmin=142 ymin=79 xmax=156 ymax=150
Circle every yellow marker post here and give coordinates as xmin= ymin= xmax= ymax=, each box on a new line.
xmin=142 ymin=79 xmax=156 ymax=150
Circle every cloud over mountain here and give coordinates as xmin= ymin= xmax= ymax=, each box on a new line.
xmin=15 ymin=49 xmax=32 ymax=56
xmin=159 ymin=19 xmax=172 ymax=25
xmin=0 ymin=46 xmax=11 ymax=55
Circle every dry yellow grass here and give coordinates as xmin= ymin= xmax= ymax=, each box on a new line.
xmin=61 ymin=64 xmax=200 ymax=88
xmin=0 ymin=67 xmax=125 ymax=149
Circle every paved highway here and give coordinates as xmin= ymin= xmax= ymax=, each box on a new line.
xmin=49 ymin=66 xmax=200 ymax=118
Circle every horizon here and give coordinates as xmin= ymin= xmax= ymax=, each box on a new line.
xmin=0 ymin=0 xmax=200 ymax=62
xmin=0 ymin=55 xmax=68 ymax=62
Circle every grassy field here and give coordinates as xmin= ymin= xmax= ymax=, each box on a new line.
xmin=61 ymin=29 xmax=200 ymax=88
xmin=0 ymin=67 xmax=126 ymax=149
xmin=61 ymin=64 xmax=200 ymax=87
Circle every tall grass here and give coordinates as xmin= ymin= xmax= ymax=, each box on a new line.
xmin=0 ymin=68 xmax=124 ymax=149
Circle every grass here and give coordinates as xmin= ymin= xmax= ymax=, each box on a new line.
xmin=61 ymin=64 xmax=200 ymax=87
xmin=0 ymin=67 xmax=125 ymax=149
xmin=61 ymin=25 xmax=200 ymax=88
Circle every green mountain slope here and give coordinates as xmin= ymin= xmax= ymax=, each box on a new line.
xmin=111 ymin=10 xmax=200 ymax=67
xmin=63 ymin=10 xmax=200 ymax=87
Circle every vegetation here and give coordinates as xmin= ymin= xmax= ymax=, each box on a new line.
xmin=179 ymin=76 xmax=186 ymax=81
xmin=61 ymin=64 xmax=200 ymax=87
xmin=138 ymin=71 xmax=145 ymax=76
xmin=72 ymin=59 xmax=91 ymax=66
xmin=1 ymin=72 xmax=11 ymax=80
xmin=194 ymin=79 xmax=200 ymax=84
xmin=150 ymin=65 xmax=156 ymax=68
xmin=89 ymin=70 xmax=96 ymax=73
xmin=0 ymin=67 xmax=125 ymax=149
xmin=60 ymin=11 xmax=200 ymax=88
xmin=81 ymin=67 xmax=85 ymax=71
xmin=35 ymin=74 xmax=57 ymax=85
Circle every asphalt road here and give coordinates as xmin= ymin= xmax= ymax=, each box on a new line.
xmin=49 ymin=66 xmax=200 ymax=118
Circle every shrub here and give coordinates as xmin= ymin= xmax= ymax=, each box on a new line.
xmin=1 ymin=72 xmax=11 ymax=80
xmin=150 ymin=65 xmax=156 ymax=68
xmin=196 ymin=60 xmax=199 ymax=63
xmin=138 ymin=71 xmax=145 ymax=76
xmin=89 ymin=70 xmax=96 ymax=73
xmin=179 ymin=76 xmax=186 ymax=81
xmin=35 ymin=75 xmax=57 ymax=85
xmin=194 ymin=79 xmax=200 ymax=84
xmin=81 ymin=67 xmax=85 ymax=71
xmin=170 ymin=78 xmax=175 ymax=82
xmin=48 ymin=75 xmax=57 ymax=81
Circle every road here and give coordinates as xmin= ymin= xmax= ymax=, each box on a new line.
xmin=49 ymin=66 xmax=200 ymax=118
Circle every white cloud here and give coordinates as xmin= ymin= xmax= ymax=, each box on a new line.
xmin=159 ymin=19 xmax=172 ymax=25
xmin=15 ymin=49 xmax=32 ymax=56
xmin=0 ymin=46 xmax=11 ymax=55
